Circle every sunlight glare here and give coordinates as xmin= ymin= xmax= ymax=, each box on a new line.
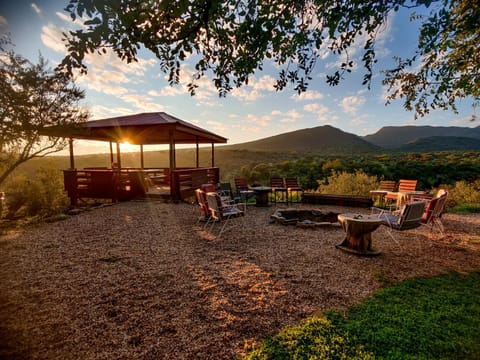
xmin=120 ymin=141 xmax=138 ymax=153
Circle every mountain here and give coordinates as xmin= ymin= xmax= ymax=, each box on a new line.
xmin=221 ymin=125 xmax=379 ymax=153
xmin=363 ymin=125 xmax=480 ymax=149
xmin=397 ymin=136 xmax=480 ymax=152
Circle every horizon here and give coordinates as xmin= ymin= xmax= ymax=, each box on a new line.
xmin=42 ymin=122 xmax=479 ymax=157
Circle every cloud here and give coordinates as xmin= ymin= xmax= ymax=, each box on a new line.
xmin=286 ymin=109 xmax=303 ymax=119
xmin=304 ymin=103 xmax=329 ymax=115
xmin=453 ymin=115 xmax=478 ymax=126
xmin=76 ymin=69 xmax=130 ymax=96
xmin=206 ymin=120 xmax=229 ymax=133
xmin=119 ymin=93 xmax=166 ymax=112
xmin=246 ymin=113 xmax=272 ymax=127
xmin=264 ymin=109 xmax=303 ymax=124
xmin=31 ymin=3 xmax=42 ymax=15
xmin=324 ymin=14 xmax=395 ymax=71
xmin=148 ymin=86 xmax=186 ymax=97
xmin=79 ymin=79 xmax=129 ymax=96
xmin=341 ymin=95 xmax=366 ymax=115
xmin=230 ymin=75 xmax=277 ymax=101
xmin=350 ymin=114 xmax=369 ymax=125
xmin=278 ymin=110 xmax=302 ymax=123
xmin=291 ymin=90 xmax=324 ymax=101
xmin=250 ymin=75 xmax=277 ymax=91
xmin=231 ymin=87 xmax=263 ymax=101
xmin=83 ymin=50 xmax=156 ymax=76
xmin=89 ymin=105 xmax=134 ymax=119
xmin=40 ymin=25 xmax=67 ymax=53
xmin=0 ymin=16 xmax=7 ymax=29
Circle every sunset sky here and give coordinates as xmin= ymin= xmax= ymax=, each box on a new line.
xmin=1 ymin=1 xmax=478 ymax=155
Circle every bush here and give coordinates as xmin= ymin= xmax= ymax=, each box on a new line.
xmin=317 ymin=170 xmax=379 ymax=196
xmin=243 ymin=316 xmax=374 ymax=360
xmin=445 ymin=180 xmax=480 ymax=208
xmin=2 ymin=167 xmax=68 ymax=219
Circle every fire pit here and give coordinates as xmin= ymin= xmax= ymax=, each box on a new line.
xmin=270 ymin=208 xmax=340 ymax=227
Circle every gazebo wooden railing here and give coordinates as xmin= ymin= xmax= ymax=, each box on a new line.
xmin=64 ymin=167 xmax=220 ymax=205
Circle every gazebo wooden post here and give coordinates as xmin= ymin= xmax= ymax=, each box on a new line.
xmin=69 ymin=138 xmax=75 ymax=169
xmin=109 ymin=141 xmax=114 ymax=166
xmin=169 ymin=130 xmax=178 ymax=200
xmin=140 ymin=144 xmax=144 ymax=169
xmin=211 ymin=143 xmax=215 ymax=167
xmin=67 ymin=137 xmax=77 ymax=207
xmin=196 ymin=138 xmax=199 ymax=168
xmin=116 ymin=142 xmax=122 ymax=169
xmin=169 ymin=130 xmax=176 ymax=170
xmin=112 ymin=142 xmax=122 ymax=202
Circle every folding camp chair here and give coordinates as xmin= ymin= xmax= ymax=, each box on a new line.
xmin=270 ymin=177 xmax=287 ymax=205
xmin=373 ymin=200 xmax=427 ymax=248
xmin=285 ymin=177 xmax=303 ymax=204
xmin=206 ymin=192 xmax=246 ymax=239
xmin=234 ymin=178 xmax=256 ymax=203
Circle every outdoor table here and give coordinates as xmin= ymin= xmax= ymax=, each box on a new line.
xmin=251 ymin=186 xmax=272 ymax=207
xmin=386 ymin=190 xmax=428 ymax=208
xmin=336 ymin=213 xmax=382 ymax=256
xmin=369 ymin=189 xmax=388 ymax=207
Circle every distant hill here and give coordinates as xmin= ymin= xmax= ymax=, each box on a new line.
xmin=363 ymin=125 xmax=480 ymax=149
xmin=221 ymin=125 xmax=379 ymax=153
xmin=397 ymin=136 xmax=480 ymax=152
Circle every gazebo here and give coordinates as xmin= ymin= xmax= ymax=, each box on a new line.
xmin=41 ymin=112 xmax=227 ymax=205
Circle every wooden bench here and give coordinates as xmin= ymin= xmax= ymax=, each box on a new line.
xmin=302 ymin=193 xmax=373 ymax=208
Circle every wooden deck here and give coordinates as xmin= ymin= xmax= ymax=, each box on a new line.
xmin=63 ymin=167 xmax=220 ymax=205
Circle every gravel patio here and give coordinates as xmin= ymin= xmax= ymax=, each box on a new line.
xmin=1 ymin=200 xmax=479 ymax=359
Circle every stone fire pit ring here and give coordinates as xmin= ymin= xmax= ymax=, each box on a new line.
xmin=270 ymin=208 xmax=341 ymax=228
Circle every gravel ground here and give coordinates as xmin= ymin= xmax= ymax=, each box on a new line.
xmin=0 ymin=200 xmax=479 ymax=359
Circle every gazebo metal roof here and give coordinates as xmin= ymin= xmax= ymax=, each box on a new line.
xmin=41 ymin=112 xmax=227 ymax=145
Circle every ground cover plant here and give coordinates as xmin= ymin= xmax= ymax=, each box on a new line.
xmin=243 ymin=271 xmax=480 ymax=359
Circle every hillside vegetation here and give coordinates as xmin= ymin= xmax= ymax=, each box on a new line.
xmin=3 ymin=125 xmax=480 ymax=219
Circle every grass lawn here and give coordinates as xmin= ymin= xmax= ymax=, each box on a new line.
xmin=243 ymin=271 xmax=480 ymax=359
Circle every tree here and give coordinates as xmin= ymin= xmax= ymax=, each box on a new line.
xmin=383 ymin=0 xmax=480 ymax=119
xmin=0 ymin=49 xmax=88 ymax=187
xmin=59 ymin=0 xmax=479 ymax=119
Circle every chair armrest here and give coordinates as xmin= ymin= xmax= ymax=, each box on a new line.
xmin=370 ymin=206 xmax=384 ymax=214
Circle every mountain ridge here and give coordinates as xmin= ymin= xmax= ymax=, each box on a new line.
xmin=221 ymin=125 xmax=379 ymax=153
xmin=363 ymin=125 xmax=480 ymax=149
xmin=220 ymin=124 xmax=480 ymax=153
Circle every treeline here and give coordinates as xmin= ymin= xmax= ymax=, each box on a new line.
xmin=221 ymin=151 xmax=480 ymax=191
xmin=1 ymin=150 xmax=479 ymax=220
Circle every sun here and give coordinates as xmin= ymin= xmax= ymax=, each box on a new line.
xmin=120 ymin=141 xmax=138 ymax=153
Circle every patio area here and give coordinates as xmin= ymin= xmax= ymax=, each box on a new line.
xmin=1 ymin=201 xmax=479 ymax=359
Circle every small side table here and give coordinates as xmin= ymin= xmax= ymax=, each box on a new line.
xmin=337 ymin=213 xmax=382 ymax=256
xmin=369 ymin=190 xmax=388 ymax=207
xmin=251 ymin=186 xmax=272 ymax=207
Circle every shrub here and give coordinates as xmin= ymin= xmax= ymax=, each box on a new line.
xmin=243 ymin=316 xmax=374 ymax=360
xmin=446 ymin=180 xmax=480 ymax=207
xmin=3 ymin=167 xmax=68 ymax=218
xmin=317 ymin=170 xmax=379 ymax=196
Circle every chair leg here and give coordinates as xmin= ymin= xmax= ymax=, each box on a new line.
xmin=432 ymin=218 xmax=445 ymax=235
xmin=217 ymin=218 xmax=229 ymax=239
xmin=202 ymin=215 xmax=211 ymax=229
xmin=216 ymin=214 xmax=245 ymax=239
